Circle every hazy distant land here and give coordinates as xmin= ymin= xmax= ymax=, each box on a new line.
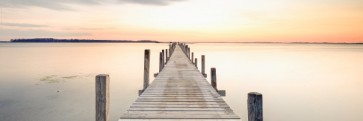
xmin=1 ymin=38 xmax=362 ymax=44
xmin=9 ymin=38 xmax=160 ymax=43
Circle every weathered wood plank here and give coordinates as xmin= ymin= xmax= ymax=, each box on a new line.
xmin=119 ymin=45 xmax=240 ymax=120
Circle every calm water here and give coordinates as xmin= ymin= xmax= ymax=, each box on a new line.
xmin=0 ymin=43 xmax=362 ymax=121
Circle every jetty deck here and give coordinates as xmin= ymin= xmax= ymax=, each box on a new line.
xmin=119 ymin=45 xmax=240 ymax=120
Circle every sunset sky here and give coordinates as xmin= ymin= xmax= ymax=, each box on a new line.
xmin=0 ymin=0 xmax=362 ymax=42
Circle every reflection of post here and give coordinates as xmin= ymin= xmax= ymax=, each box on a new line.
xmin=248 ymin=92 xmax=263 ymax=121
xmin=211 ymin=68 xmax=217 ymax=90
xmin=96 ymin=74 xmax=109 ymax=121
xmin=201 ymin=55 xmax=206 ymax=77
xmin=143 ymin=49 xmax=150 ymax=91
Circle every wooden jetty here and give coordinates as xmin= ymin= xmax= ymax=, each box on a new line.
xmin=95 ymin=42 xmax=263 ymax=121
xmin=119 ymin=43 xmax=240 ymax=120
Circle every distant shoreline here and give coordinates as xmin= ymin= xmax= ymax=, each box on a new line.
xmin=9 ymin=38 xmax=160 ymax=43
xmin=1 ymin=38 xmax=362 ymax=44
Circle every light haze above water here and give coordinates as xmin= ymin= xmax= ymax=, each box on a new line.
xmin=0 ymin=43 xmax=362 ymax=121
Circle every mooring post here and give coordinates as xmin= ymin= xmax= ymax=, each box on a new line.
xmin=211 ymin=68 xmax=217 ymax=90
xmin=166 ymin=49 xmax=169 ymax=63
xmin=185 ymin=45 xmax=188 ymax=55
xmin=201 ymin=55 xmax=207 ymax=77
xmin=169 ymin=47 xmax=171 ymax=58
xmin=143 ymin=49 xmax=150 ymax=91
xmin=195 ymin=58 xmax=198 ymax=69
xmin=248 ymin=92 xmax=263 ymax=121
xmin=96 ymin=74 xmax=109 ymax=121
xmin=162 ymin=49 xmax=165 ymax=69
xmin=191 ymin=52 xmax=194 ymax=63
xmin=188 ymin=48 xmax=191 ymax=59
xmin=159 ymin=52 xmax=162 ymax=72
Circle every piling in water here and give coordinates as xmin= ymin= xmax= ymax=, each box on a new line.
xmin=166 ymin=49 xmax=169 ymax=63
xmin=159 ymin=52 xmax=163 ymax=72
xmin=248 ymin=92 xmax=263 ymax=121
xmin=195 ymin=58 xmax=198 ymax=69
xmin=211 ymin=68 xmax=217 ymax=90
xmin=96 ymin=74 xmax=109 ymax=121
xmin=143 ymin=49 xmax=150 ymax=90
xmin=191 ymin=52 xmax=194 ymax=63
xmin=201 ymin=55 xmax=207 ymax=77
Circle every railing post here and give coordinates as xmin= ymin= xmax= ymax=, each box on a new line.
xmin=191 ymin=52 xmax=194 ymax=63
xmin=159 ymin=52 xmax=162 ymax=72
xmin=96 ymin=74 xmax=109 ymax=121
xmin=188 ymin=47 xmax=191 ymax=59
xmin=248 ymin=92 xmax=263 ymax=121
xmin=211 ymin=68 xmax=217 ymax=90
xmin=201 ymin=55 xmax=207 ymax=77
xmin=166 ymin=49 xmax=169 ymax=63
xmin=162 ymin=49 xmax=165 ymax=69
xmin=195 ymin=58 xmax=198 ymax=69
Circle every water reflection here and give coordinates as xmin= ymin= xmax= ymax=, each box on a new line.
xmin=0 ymin=43 xmax=362 ymax=121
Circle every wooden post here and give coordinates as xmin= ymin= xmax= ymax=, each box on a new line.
xmin=188 ymin=48 xmax=191 ymax=59
xmin=143 ymin=49 xmax=150 ymax=90
xmin=248 ymin=92 xmax=263 ymax=121
xmin=162 ymin=49 xmax=165 ymax=69
xmin=191 ymin=52 xmax=194 ymax=63
xmin=195 ymin=58 xmax=198 ymax=69
xmin=211 ymin=68 xmax=217 ymax=90
xmin=166 ymin=49 xmax=169 ymax=63
xmin=169 ymin=47 xmax=171 ymax=57
xmin=185 ymin=45 xmax=188 ymax=55
xmin=201 ymin=55 xmax=207 ymax=77
xmin=96 ymin=74 xmax=109 ymax=121
xmin=159 ymin=52 xmax=162 ymax=72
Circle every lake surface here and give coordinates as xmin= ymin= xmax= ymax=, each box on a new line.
xmin=0 ymin=43 xmax=362 ymax=121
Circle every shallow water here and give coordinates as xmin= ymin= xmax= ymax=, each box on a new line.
xmin=0 ymin=43 xmax=362 ymax=121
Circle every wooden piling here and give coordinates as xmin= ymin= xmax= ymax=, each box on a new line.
xmin=162 ymin=50 xmax=165 ymax=69
xmin=195 ymin=58 xmax=198 ymax=69
xmin=96 ymin=74 xmax=109 ymax=121
xmin=166 ymin=49 xmax=169 ymax=63
xmin=159 ymin=52 xmax=162 ymax=72
xmin=201 ymin=55 xmax=207 ymax=77
xmin=143 ymin=49 xmax=150 ymax=90
xmin=211 ymin=68 xmax=217 ymax=90
xmin=248 ymin=92 xmax=263 ymax=121
xmin=191 ymin=52 xmax=194 ymax=63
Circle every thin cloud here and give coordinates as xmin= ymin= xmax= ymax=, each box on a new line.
xmin=0 ymin=22 xmax=48 ymax=28
xmin=0 ymin=28 xmax=91 ymax=38
xmin=120 ymin=0 xmax=185 ymax=6
xmin=0 ymin=0 xmax=186 ymax=10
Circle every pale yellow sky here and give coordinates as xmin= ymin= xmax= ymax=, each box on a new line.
xmin=0 ymin=0 xmax=362 ymax=42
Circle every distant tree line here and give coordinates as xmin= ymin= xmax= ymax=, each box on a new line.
xmin=10 ymin=38 xmax=159 ymax=43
